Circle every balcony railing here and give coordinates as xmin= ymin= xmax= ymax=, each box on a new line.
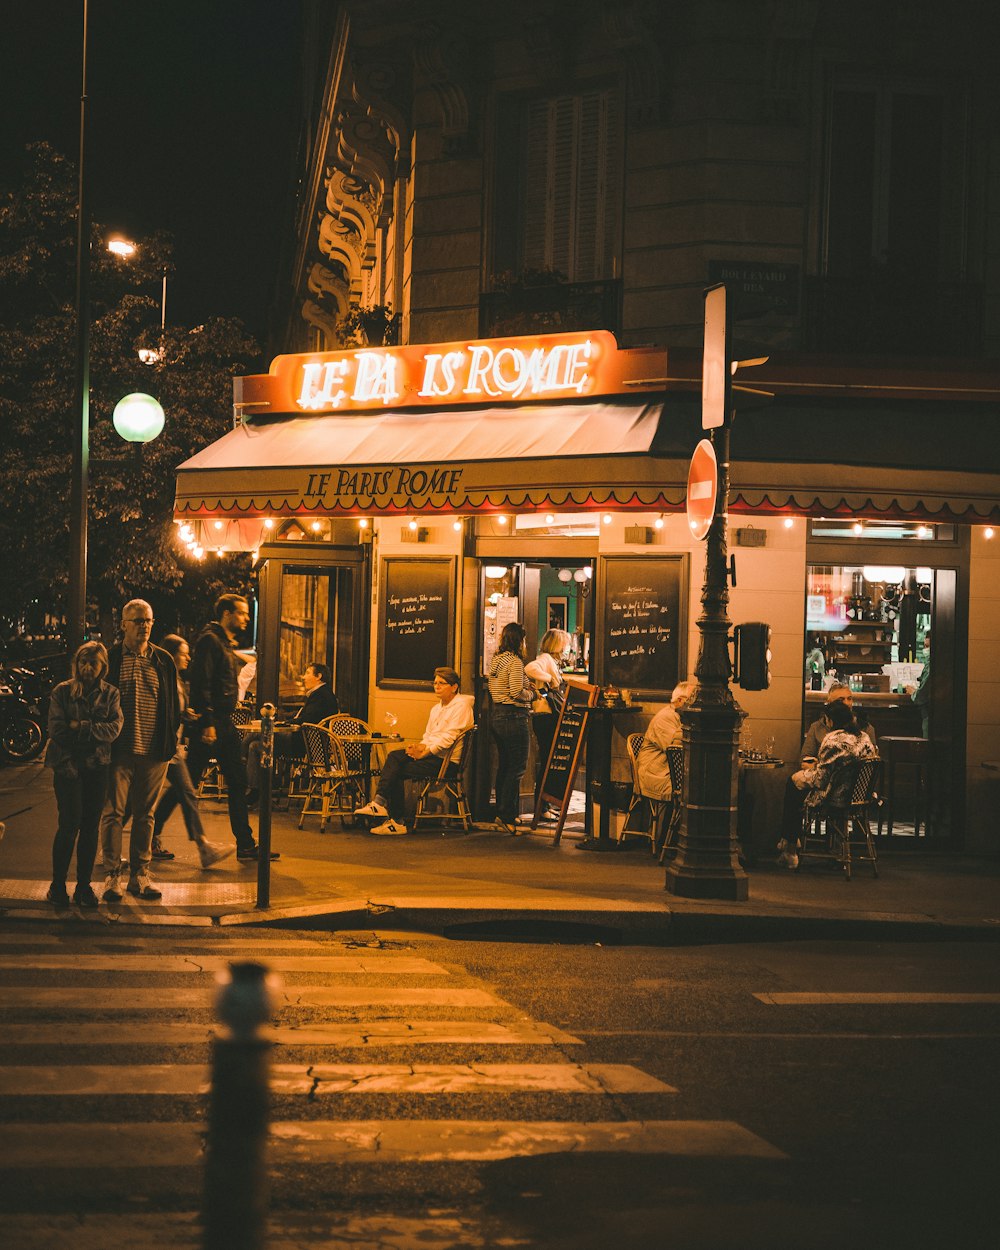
xmin=804 ymin=277 xmax=983 ymax=356
xmin=479 ymin=279 xmax=622 ymax=339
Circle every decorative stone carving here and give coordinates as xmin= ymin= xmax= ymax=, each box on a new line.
xmin=336 ymin=104 xmax=398 ymax=224
xmin=413 ymin=23 xmax=477 ymax=156
xmin=306 ymin=261 xmax=350 ymax=314
xmin=763 ymin=0 xmax=820 ymax=124
xmin=301 ymin=299 xmax=341 ymax=348
xmin=317 ymin=212 xmax=368 ymax=290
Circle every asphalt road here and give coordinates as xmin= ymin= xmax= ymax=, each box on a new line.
xmin=0 ymin=921 xmax=997 ymax=1249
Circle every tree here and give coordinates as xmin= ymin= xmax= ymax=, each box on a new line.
xmin=0 ymin=143 xmax=259 ymax=642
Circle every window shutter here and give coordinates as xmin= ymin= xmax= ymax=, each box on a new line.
xmin=520 ymin=87 xmax=620 ymax=282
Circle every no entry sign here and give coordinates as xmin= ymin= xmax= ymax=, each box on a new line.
xmin=686 ymin=438 xmax=718 ymax=541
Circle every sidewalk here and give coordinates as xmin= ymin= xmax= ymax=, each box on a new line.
xmin=2 ymin=759 xmax=999 ymax=942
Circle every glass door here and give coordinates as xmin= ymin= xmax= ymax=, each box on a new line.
xmin=256 ymin=548 xmax=369 ymax=720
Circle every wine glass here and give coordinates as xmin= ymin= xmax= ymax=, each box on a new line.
xmin=384 ymin=711 xmax=398 ymax=737
xmin=765 ymin=735 xmax=776 ymax=761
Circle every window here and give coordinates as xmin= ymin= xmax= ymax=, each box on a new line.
xmin=824 ymin=80 xmax=967 ymax=280
xmin=493 ymin=86 xmax=622 ymax=284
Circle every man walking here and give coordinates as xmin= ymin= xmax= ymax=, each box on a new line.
xmin=187 ymin=593 xmax=277 ymax=861
xmin=100 ymin=599 xmax=181 ymax=902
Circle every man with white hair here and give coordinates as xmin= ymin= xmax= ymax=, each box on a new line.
xmin=99 ymin=598 xmax=181 ymax=902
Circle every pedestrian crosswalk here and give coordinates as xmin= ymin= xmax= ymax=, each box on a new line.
xmin=0 ymin=929 xmax=785 ymax=1244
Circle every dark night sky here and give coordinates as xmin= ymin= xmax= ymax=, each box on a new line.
xmin=0 ymin=0 xmax=303 ymax=347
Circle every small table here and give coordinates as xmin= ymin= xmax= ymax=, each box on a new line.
xmin=577 ymin=703 xmax=644 ymax=852
xmin=879 ymin=735 xmax=930 ymax=836
xmin=737 ymin=755 xmax=784 ymax=862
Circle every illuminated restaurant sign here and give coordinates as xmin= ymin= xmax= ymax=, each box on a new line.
xmin=238 ymin=330 xmax=643 ymax=417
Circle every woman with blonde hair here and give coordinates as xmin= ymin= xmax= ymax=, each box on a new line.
xmin=524 ymin=628 xmax=571 ymax=809
xmin=46 ymin=642 xmax=124 ymax=908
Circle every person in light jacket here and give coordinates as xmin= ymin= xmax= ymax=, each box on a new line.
xmin=635 ymin=680 xmax=696 ymax=801
xmin=46 ymin=642 xmax=123 ymax=908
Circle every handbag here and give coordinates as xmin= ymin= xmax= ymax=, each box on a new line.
xmin=531 ymin=695 xmax=552 ymax=715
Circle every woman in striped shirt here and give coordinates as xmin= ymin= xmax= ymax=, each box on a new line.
xmin=488 ymin=622 xmax=534 ymax=835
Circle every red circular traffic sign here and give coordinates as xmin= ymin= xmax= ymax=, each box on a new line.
xmin=686 ymin=438 xmax=718 ymax=541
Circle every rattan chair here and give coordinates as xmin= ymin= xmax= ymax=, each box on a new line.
xmin=799 ymin=757 xmax=880 ymax=880
xmin=196 ymin=707 xmax=256 ymax=800
xmin=297 ymin=723 xmax=366 ymax=832
xmin=411 ymin=727 xmax=477 ymax=833
xmin=322 ymin=713 xmax=377 ymax=800
xmin=658 ymin=745 xmax=685 ymax=859
xmin=621 ymin=733 xmax=666 ymax=849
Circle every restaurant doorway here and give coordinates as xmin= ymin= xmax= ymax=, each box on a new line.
xmin=803 ymin=521 xmax=968 ymax=844
xmin=476 ymin=558 xmax=595 ymax=827
xmin=255 ymin=544 xmax=371 ymax=721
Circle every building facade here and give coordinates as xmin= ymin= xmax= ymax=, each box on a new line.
xmin=177 ymin=0 xmax=1000 ymax=848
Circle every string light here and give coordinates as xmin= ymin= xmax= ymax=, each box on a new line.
xmin=310 ymin=520 xmax=322 ymax=533
xmin=497 ymin=515 xmax=508 ymax=526
xmin=453 ymin=519 xmax=463 ymax=531
xmin=263 ymin=518 xmax=274 ymax=530
xmin=783 ymin=517 xmax=795 ymax=529
xmin=408 ymin=519 xmax=418 ymax=531
xmin=852 ymin=521 xmax=863 ymax=535
xmin=545 ymin=513 xmax=555 ymax=525
xmin=213 ymin=520 xmax=224 ymax=531
xmin=602 ymin=513 xmax=612 ymax=525
xmin=358 ymin=518 xmax=369 ymax=528
xmin=653 ymin=515 xmax=664 ymax=529
xmin=985 ymin=527 xmax=995 ymax=540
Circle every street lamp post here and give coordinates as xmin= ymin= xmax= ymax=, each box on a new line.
xmin=665 ymin=284 xmax=749 ymax=901
xmin=68 ymin=0 xmax=90 ymax=654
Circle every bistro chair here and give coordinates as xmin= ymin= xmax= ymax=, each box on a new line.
xmin=658 ymin=745 xmax=686 ymax=860
xmin=412 ymin=727 xmax=477 ymax=834
xmin=196 ymin=707 xmax=255 ymax=800
xmin=322 ymin=713 xmax=378 ymax=801
xmin=297 ymin=723 xmax=366 ymax=833
xmin=798 ymin=757 xmax=881 ymax=880
xmin=621 ymin=733 xmax=666 ymax=850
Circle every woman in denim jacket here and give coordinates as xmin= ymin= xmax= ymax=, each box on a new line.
xmin=46 ymin=642 xmax=124 ymax=907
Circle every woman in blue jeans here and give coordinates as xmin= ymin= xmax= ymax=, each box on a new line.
xmin=488 ymin=622 xmax=534 ymax=835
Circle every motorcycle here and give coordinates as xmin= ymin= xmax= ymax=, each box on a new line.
xmin=0 ymin=682 xmax=45 ymax=761
xmin=0 ymin=665 xmax=47 ymax=760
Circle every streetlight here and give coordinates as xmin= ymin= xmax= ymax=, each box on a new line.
xmin=68 ymin=3 xmax=164 ymax=650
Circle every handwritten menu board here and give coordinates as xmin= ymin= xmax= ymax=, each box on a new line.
xmin=534 ymin=679 xmax=599 ymax=843
xmin=596 ymin=556 xmax=688 ymax=697
xmin=377 ymin=557 xmax=455 ymax=689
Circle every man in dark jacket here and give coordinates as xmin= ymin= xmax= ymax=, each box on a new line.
xmin=99 ymin=599 xmax=182 ymax=902
xmin=244 ymin=662 xmax=339 ymax=803
xmin=187 ymin=593 xmax=277 ymax=861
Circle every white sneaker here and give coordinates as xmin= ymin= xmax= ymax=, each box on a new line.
xmin=355 ymin=799 xmax=389 ymax=818
xmin=370 ymin=818 xmax=408 ymax=836
xmin=102 ymin=873 xmax=123 ymax=902
xmin=198 ymin=839 xmax=234 ymax=868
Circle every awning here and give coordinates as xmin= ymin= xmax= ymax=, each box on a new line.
xmin=174 ymin=396 xmax=1000 ymax=525
xmin=175 ymin=400 xmax=680 ymax=517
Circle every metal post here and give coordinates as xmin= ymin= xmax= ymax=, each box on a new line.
xmin=256 ymin=703 xmax=275 ymax=908
xmin=203 ymin=961 xmax=273 ymax=1250
xmin=666 ymin=289 xmax=748 ymax=901
xmin=68 ymin=0 xmax=90 ymax=654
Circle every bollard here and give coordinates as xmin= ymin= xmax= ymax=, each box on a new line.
xmin=203 ymin=961 xmax=274 ymax=1250
xmin=256 ymin=703 xmax=275 ymax=908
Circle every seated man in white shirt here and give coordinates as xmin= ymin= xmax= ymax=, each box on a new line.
xmin=354 ymin=666 xmax=475 ymax=835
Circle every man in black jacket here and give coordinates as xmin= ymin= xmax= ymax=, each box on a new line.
xmin=244 ymin=662 xmax=339 ymax=803
xmin=187 ymin=593 xmax=277 ymax=861
xmin=99 ymin=599 xmax=182 ymax=902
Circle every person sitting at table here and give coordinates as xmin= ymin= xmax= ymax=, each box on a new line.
xmin=245 ymin=663 xmax=340 ymax=804
xmin=635 ymin=680 xmax=696 ymax=801
xmin=353 ymin=666 xmax=475 ymax=836
xmin=776 ymin=698 xmax=878 ymax=868
xmin=801 ymin=682 xmax=878 ymax=762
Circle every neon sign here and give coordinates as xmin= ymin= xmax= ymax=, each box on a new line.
xmin=263 ymin=330 xmax=626 ymax=415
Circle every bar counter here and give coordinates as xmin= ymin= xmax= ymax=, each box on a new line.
xmin=803 ymin=689 xmax=922 ymax=738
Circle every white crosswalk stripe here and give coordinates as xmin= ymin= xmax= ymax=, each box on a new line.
xmin=0 ymin=932 xmax=787 ymax=1206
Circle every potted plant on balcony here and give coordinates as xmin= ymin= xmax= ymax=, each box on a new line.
xmin=334 ymin=304 xmax=401 ymax=348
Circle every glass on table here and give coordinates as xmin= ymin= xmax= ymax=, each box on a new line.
xmin=765 ymin=735 xmax=776 ymax=760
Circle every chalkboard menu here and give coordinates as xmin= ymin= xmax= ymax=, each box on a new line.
xmin=377 ymin=557 xmax=455 ymax=689
xmin=596 ymin=556 xmax=688 ymax=697
xmin=534 ymin=679 xmax=599 ymax=843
